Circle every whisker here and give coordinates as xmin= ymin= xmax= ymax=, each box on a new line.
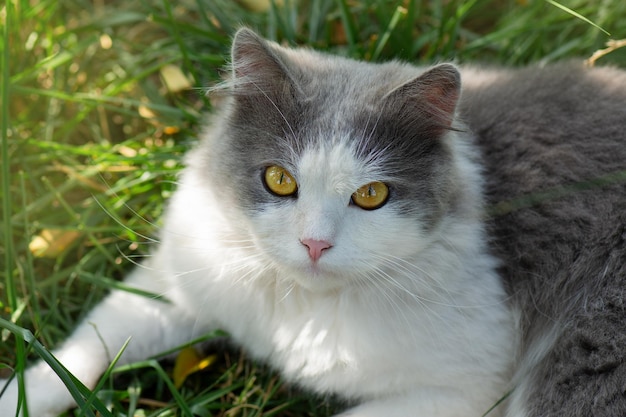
xmin=357 ymin=262 xmax=444 ymax=344
xmin=371 ymin=252 xmax=506 ymax=309
xmin=92 ymin=195 xmax=160 ymax=244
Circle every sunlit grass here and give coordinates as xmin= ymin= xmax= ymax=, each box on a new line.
xmin=1 ymin=0 xmax=624 ymax=416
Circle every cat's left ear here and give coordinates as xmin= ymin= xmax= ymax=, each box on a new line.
xmin=228 ymin=28 xmax=300 ymax=97
xmin=386 ymin=64 xmax=461 ymax=132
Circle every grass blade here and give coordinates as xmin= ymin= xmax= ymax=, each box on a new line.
xmin=545 ymin=0 xmax=610 ymax=36
xmin=371 ymin=5 xmax=407 ymax=61
xmin=1 ymin=4 xmax=29 ymax=416
xmin=0 ymin=319 xmax=113 ymax=417
xmin=336 ymin=0 xmax=358 ymax=55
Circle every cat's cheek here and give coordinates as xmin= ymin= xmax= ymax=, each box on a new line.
xmin=345 ymin=209 xmax=428 ymax=257
xmin=249 ymin=207 xmax=309 ymax=262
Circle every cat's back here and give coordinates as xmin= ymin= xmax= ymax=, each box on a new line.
xmin=460 ymin=62 xmax=626 ymax=185
xmin=459 ymin=63 xmax=626 ymax=260
xmin=459 ymin=62 xmax=626 ymax=416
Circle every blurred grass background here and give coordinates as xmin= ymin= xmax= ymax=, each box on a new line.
xmin=1 ymin=0 xmax=625 ymax=416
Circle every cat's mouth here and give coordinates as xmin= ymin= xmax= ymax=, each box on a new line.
xmin=303 ymin=261 xmax=326 ymax=276
xmin=284 ymin=258 xmax=361 ymax=292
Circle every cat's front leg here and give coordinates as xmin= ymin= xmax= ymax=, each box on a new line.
xmin=0 ymin=265 xmax=205 ymax=417
xmin=337 ymin=389 xmax=503 ymax=417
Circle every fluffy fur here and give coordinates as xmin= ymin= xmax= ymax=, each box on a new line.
xmin=2 ymin=29 xmax=625 ymax=417
xmin=460 ymin=63 xmax=626 ymax=416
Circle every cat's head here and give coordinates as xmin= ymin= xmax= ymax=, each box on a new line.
xmin=198 ymin=29 xmax=478 ymax=292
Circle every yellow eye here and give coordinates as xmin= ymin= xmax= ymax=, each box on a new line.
xmin=352 ymin=182 xmax=389 ymax=210
xmin=264 ymin=165 xmax=298 ymax=196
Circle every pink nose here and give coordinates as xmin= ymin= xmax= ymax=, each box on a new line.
xmin=301 ymin=239 xmax=333 ymax=262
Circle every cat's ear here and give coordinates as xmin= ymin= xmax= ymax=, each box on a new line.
xmin=229 ymin=28 xmax=300 ymax=97
xmin=386 ymin=64 xmax=461 ymax=133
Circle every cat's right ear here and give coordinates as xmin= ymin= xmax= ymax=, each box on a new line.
xmin=385 ymin=64 xmax=461 ymax=136
xmin=227 ymin=28 xmax=300 ymax=97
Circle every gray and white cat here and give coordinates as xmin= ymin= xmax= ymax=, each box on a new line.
xmin=1 ymin=28 xmax=625 ymax=417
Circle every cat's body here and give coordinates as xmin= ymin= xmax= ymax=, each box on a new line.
xmin=461 ymin=64 xmax=626 ymax=416
xmin=1 ymin=29 xmax=625 ymax=417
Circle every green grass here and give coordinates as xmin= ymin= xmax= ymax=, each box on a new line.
xmin=0 ymin=0 xmax=625 ymax=416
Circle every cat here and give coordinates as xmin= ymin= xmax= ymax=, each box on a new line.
xmin=1 ymin=27 xmax=625 ymax=417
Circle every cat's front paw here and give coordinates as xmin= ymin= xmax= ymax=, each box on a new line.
xmin=0 ymin=365 xmax=77 ymax=417
xmin=0 ymin=378 xmax=18 ymax=416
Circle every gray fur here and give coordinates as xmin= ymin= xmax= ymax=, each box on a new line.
xmin=460 ymin=63 xmax=626 ymax=416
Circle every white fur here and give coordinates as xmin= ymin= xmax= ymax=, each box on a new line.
xmin=0 ymin=130 xmax=515 ymax=416
xmin=505 ymin=318 xmax=562 ymax=417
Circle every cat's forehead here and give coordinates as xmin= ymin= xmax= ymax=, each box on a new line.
xmin=287 ymin=50 xmax=420 ymax=111
xmin=276 ymin=59 xmax=419 ymax=155
xmin=296 ymin=139 xmax=380 ymax=196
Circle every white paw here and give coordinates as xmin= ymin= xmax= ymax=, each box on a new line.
xmin=0 ymin=378 xmax=21 ymax=417
xmin=0 ymin=364 xmax=76 ymax=417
